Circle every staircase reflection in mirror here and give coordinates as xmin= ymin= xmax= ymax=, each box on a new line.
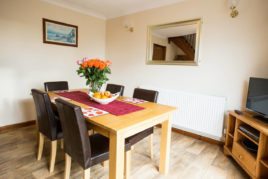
xmin=147 ymin=19 xmax=201 ymax=66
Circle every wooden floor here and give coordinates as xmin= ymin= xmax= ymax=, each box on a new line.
xmin=0 ymin=126 xmax=249 ymax=179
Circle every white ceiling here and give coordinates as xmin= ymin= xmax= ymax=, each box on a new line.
xmin=42 ymin=0 xmax=185 ymax=19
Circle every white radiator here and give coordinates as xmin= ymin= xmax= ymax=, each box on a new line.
xmin=140 ymin=86 xmax=226 ymax=140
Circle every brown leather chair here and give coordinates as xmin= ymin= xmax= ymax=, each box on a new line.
xmin=126 ymin=88 xmax=159 ymax=159
xmin=31 ymin=89 xmax=63 ymax=173
xmin=44 ymin=81 xmax=69 ymax=92
xmin=44 ymin=81 xmax=69 ymax=115
xmin=55 ymin=98 xmax=131 ymax=179
xmin=106 ymin=83 xmax=124 ymax=96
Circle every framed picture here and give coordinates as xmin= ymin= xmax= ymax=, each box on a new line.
xmin=43 ymin=18 xmax=78 ymax=47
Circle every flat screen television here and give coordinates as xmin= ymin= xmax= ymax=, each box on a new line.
xmin=246 ymin=77 xmax=268 ymax=119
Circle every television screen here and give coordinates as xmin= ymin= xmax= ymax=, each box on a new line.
xmin=246 ymin=77 xmax=268 ymax=118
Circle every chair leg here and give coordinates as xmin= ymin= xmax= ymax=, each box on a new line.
xmin=124 ymin=149 xmax=131 ymax=179
xmin=36 ymin=121 xmax=39 ymax=146
xmin=83 ymin=168 xmax=91 ymax=179
xmin=64 ymin=153 xmax=72 ymax=179
xmin=101 ymin=160 xmax=108 ymax=167
xmin=149 ymin=134 xmax=153 ymax=159
xmin=88 ymin=129 xmax=93 ymax=135
xmin=37 ymin=132 xmax=44 ymax=160
xmin=49 ymin=140 xmax=57 ymax=173
xmin=61 ymin=139 xmax=64 ymax=149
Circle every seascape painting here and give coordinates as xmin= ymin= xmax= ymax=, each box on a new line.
xmin=43 ymin=18 xmax=78 ymax=47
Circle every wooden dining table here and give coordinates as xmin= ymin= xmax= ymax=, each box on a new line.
xmin=49 ymin=89 xmax=176 ymax=179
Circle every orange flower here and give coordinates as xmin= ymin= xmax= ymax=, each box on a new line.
xmin=81 ymin=61 xmax=88 ymax=68
xmin=99 ymin=62 xmax=106 ymax=70
xmin=93 ymin=60 xmax=100 ymax=68
xmin=87 ymin=60 xmax=93 ymax=67
xmin=78 ymin=58 xmax=111 ymax=70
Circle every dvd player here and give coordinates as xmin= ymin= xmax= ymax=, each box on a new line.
xmin=239 ymin=124 xmax=260 ymax=142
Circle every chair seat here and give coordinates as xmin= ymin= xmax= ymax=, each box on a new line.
xmin=126 ymin=127 xmax=153 ymax=146
xmin=89 ymin=134 xmax=131 ymax=167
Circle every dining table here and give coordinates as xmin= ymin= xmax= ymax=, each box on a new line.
xmin=48 ymin=89 xmax=176 ymax=179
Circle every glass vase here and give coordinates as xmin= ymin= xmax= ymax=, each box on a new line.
xmin=89 ymin=81 xmax=101 ymax=93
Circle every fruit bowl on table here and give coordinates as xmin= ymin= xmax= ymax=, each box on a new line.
xmin=88 ymin=91 xmax=120 ymax=105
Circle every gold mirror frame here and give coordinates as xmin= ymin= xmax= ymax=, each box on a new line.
xmin=146 ymin=19 xmax=201 ymax=66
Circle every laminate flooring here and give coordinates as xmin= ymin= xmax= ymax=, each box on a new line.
xmin=0 ymin=126 xmax=249 ymax=179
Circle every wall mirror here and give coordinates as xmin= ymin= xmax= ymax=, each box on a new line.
xmin=146 ymin=19 xmax=201 ymax=65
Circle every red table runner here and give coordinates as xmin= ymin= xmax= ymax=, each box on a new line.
xmin=56 ymin=91 xmax=144 ymax=116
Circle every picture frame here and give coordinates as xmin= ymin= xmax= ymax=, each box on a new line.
xmin=43 ymin=18 xmax=78 ymax=47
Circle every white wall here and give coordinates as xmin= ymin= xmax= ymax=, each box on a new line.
xmin=1 ymin=0 xmax=268 ymax=127
xmin=106 ymin=0 xmax=268 ymax=111
xmin=0 ymin=0 xmax=106 ymax=126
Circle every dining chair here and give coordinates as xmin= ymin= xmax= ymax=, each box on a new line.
xmin=106 ymin=83 xmax=125 ymax=96
xmin=44 ymin=81 xmax=69 ymax=92
xmin=126 ymin=88 xmax=159 ymax=159
xmin=55 ymin=98 xmax=131 ymax=179
xmin=44 ymin=81 xmax=69 ymax=119
xmin=31 ymin=89 xmax=63 ymax=173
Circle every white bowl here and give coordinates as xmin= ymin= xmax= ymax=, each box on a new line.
xmin=88 ymin=92 xmax=120 ymax=105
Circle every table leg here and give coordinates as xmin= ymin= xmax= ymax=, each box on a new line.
xmin=159 ymin=115 xmax=171 ymax=175
xmin=109 ymin=132 xmax=125 ymax=179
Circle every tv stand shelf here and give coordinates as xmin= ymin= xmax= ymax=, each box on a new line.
xmin=224 ymin=111 xmax=268 ymax=178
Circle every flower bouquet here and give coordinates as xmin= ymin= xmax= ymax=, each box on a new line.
xmin=77 ymin=58 xmax=111 ymax=93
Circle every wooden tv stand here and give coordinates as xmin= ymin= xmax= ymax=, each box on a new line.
xmin=224 ymin=111 xmax=268 ymax=178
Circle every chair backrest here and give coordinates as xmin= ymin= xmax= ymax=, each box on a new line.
xmin=31 ymin=89 xmax=57 ymax=140
xmin=133 ymin=88 xmax=159 ymax=103
xmin=106 ymin=83 xmax=124 ymax=96
xmin=44 ymin=81 xmax=69 ymax=92
xmin=55 ymin=98 xmax=91 ymax=169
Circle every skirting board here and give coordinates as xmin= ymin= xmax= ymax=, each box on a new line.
xmin=0 ymin=120 xmax=36 ymax=134
xmin=172 ymin=124 xmax=223 ymax=141
xmin=156 ymin=124 xmax=224 ymax=146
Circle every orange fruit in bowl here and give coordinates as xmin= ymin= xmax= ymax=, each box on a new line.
xmin=101 ymin=95 xmax=108 ymax=99
xmin=92 ymin=91 xmax=113 ymax=100
xmin=104 ymin=91 xmax=111 ymax=97
xmin=93 ymin=92 xmax=101 ymax=99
